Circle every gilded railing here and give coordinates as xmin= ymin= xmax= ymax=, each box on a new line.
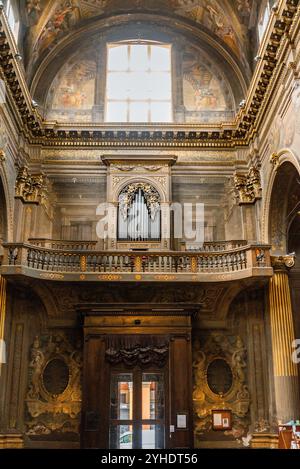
xmin=1 ymin=243 xmax=272 ymax=278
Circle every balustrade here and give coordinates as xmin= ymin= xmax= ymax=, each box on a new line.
xmin=2 ymin=243 xmax=271 ymax=279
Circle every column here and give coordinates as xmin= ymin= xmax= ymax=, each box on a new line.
xmin=269 ymin=258 xmax=300 ymax=424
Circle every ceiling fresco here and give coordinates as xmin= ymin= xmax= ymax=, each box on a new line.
xmin=22 ymin=0 xmax=257 ymax=80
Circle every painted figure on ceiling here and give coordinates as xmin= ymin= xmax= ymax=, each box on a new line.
xmin=171 ymin=0 xmax=241 ymax=59
xmin=34 ymin=0 xmax=81 ymax=55
xmin=26 ymin=0 xmax=42 ymax=24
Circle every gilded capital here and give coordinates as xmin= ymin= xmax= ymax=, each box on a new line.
xmin=271 ymin=254 xmax=295 ymax=271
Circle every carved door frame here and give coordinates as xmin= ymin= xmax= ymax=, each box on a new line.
xmin=81 ymin=310 xmax=194 ymax=449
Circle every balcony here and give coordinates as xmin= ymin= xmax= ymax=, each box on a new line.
xmin=0 ymin=242 xmax=273 ymax=283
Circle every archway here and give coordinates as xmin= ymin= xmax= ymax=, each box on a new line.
xmin=287 ymin=192 xmax=300 ymax=340
xmin=268 ymin=162 xmax=300 ymax=255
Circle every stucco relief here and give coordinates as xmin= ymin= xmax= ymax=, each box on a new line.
xmin=25 ymin=334 xmax=82 ymax=437
xmin=193 ymin=333 xmax=250 ymax=446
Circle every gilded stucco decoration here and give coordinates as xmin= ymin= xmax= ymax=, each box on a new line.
xmin=25 ymin=334 xmax=82 ymax=436
xmin=193 ymin=333 xmax=250 ymax=442
xmin=119 ymin=183 xmax=161 ymax=221
xmin=234 ymin=166 xmax=262 ymax=205
xmin=15 ymin=167 xmax=48 ymax=205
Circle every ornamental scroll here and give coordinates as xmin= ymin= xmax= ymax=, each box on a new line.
xmin=119 ymin=183 xmax=160 ymax=221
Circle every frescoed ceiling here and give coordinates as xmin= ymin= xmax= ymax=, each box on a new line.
xmin=21 ymin=1 xmax=258 ymax=83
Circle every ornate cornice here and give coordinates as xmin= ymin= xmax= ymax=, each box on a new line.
xmin=0 ymin=1 xmax=299 ymax=149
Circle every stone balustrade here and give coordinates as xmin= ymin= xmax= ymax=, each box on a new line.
xmin=0 ymin=243 xmax=273 ymax=283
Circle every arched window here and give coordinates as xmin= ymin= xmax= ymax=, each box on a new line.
xmin=118 ymin=183 xmax=161 ymax=241
xmin=106 ymin=42 xmax=172 ymax=123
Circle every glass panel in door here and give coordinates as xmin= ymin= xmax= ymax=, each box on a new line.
xmin=141 ymin=373 xmax=165 ymax=449
xmin=109 ymin=371 xmax=165 ymax=449
xmin=109 ymin=373 xmax=133 ymax=449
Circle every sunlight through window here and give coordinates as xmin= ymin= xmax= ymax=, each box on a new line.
xmin=106 ymin=43 xmax=172 ymax=123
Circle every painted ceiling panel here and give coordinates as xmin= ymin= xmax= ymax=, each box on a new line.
xmin=22 ymin=0 xmax=256 ymax=73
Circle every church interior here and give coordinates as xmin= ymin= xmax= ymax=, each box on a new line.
xmin=0 ymin=0 xmax=300 ymax=450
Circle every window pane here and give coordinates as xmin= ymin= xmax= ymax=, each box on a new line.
xmin=150 ymin=46 xmax=171 ymax=71
xmin=130 ymin=45 xmax=149 ymax=71
xmin=150 ymin=73 xmax=172 ymax=100
xmin=130 ymin=102 xmax=149 ymax=122
xmin=142 ymin=424 xmax=164 ymax=449
xmin=127 ymin=72 xmax=151 ymax=100
xmin=108 ymin=44 xmax=128 ymax=71
xmin=110 ymin=424 xmax=133 ymax=449
xmin=110 ymin=373 xmax=133 ymax=420
xmin=151 ymin=102 xmax=172 ymax=122
xmin=107 ymin=72 xmax=132 ymax=99
xmin=106 ymin=43 xmax=172 ymax=123
xmin=106 ymin=102 xmax=128 ymax=122
xmin=142 ymin=373 xmax=165 ymax=420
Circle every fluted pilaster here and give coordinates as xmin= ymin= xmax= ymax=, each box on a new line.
xmin=269 ymin=259 xmax=300 ymax=423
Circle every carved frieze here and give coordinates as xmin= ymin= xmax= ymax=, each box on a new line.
xmin=105 ymin=343 xmax=169 ymax=368
xmin=25 ymin=334 xmax=82 ymax=436
xmin=234 ymin=166 xmax=262 ymax=205
xmin=193 ymin=333 xmax=250 ymax=440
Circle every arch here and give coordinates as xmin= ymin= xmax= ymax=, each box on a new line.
xmin=114 ymin=177 xmax=167 ymax=204
xmin=30 ymin=13 xmax=247 ymax=112
xmin=264 ymin=151 xmax=300 ymax=254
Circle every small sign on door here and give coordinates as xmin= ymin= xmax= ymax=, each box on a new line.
xmin=177 ymin=413 xmax=187 ymax=429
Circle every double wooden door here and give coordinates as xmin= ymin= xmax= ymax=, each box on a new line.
xmin=81 ymin=313 xmax=193 ymax=449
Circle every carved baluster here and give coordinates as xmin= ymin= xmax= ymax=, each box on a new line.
xmin=44 ymin=251 xmax=50 ymax=270
xmin=123 ymin=255 xmax=129 ymax=272
xmin=153 ymin=255 xmax=158 ymax=272
xmin=27 ymin=248 xmax=33 ymax=268
xmin=54 ymin=252 xmax=59 ymax=271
